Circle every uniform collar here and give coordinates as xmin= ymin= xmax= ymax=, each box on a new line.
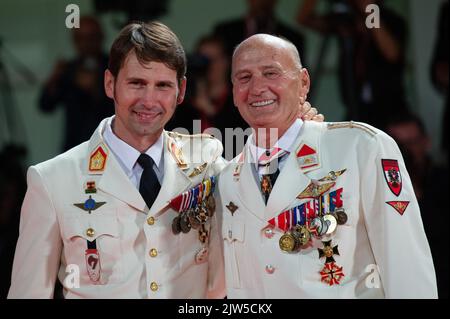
xmin=248 ymin=118 xmax=303 ymax=167
xmin=103 ymin=116 xmax=164 ymax=175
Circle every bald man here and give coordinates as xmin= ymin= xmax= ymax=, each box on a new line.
xmin=217 ymin=34 xmax=437 ymax=298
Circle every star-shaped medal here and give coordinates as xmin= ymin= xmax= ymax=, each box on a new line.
xmin=320 ymin=262 xmax=345 ymax=286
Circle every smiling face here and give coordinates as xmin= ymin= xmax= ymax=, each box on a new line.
xmin=105 ymin=51 xmax=186 ymax=151
xmin=231 ymin=35 xmax=309 ymax=137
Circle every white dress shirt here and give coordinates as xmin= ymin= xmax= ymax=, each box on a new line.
xmin=103 ymin=116 xmax=164 ymax=188
xmin=248 ymin=118 xmax=303 ymax=177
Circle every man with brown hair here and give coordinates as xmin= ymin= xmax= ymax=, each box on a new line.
xmin=9 ymin=21 xmax=228 ymax=299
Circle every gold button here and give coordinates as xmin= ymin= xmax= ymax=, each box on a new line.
xmin=150 ymin=282 xmax=158 ymax=291
xmin=149 ymin=248 xmax=158 ymax=257
xmin=147 ymin=216 xmax=155 ymax=225
xmin=86 ymin=228 xmax=95 ymax=237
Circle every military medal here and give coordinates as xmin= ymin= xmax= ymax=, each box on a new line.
xmin=198 ymin=206 xmax=209 ymax=223
xmin=279 ymin=231 xmax=298 ymax=252
xmin=179 ymin=212 xmax=191 ymax=233
xmin=309 ymin=217 xmax=328 ymax=237
xmin=168 ymin=176 xmax=216 ymax=242
xmin=85 ymin=248 xmax=101 ymax=283
xmin=320 ymin=262 xmax=345 ymax=286
xmin=295 ymin=225 xmax=311 ymax=246
xmin=74 ymin=195 xmax=106 ymax=214
xmin=261 ymin=175 xmax=273 ymax=196
xmin=188 ymin=209 xmax=201 ymax=230
xmin=334 ymin=208 xmax=348 ymax=225
xmin=172 ymin=216 xmax=181 ymax=235
xmin=318 ymin=240 xmax=340 ymax=263
xmin=323 ymin=214 xmax=337 ymax=234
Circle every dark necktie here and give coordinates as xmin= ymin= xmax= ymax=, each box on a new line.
xmin=137 ymin=154 xmax=161 ymax=209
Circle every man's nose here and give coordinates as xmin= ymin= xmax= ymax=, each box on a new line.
xmin=140 ymin=86 xmax=157 ymax=107
xmin=249 ymin=76 xmax=267 ymax=95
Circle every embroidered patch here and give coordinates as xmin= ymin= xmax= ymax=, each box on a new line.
xmin=85 ymin=249 xmax=101 ymax=282
xmin=386 ymin=201 xmax=410 ymax=216
xmin=381 ymin=159 xmax=402 ymax=196
xmin=89 ymin=144 xmax=108 ymax=172
xmin=296 ymin=144 xmax=319 ymax=170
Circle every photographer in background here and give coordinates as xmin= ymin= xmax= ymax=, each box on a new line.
xmin=39 ymin=16 xmax=114 ymax=152
xmin=297 ymin=0 xmax=409 ymax=128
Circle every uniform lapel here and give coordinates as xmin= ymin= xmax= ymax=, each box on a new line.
xmin=98 ymin=151 xmax=147 ymax=212
xmin=264 ymin=121 xmax=324 ymax=221
xmin=235 ymin=142 xmax=266 ymax=221
xmin=88 ymin=118 xmax=147 ymax=212
xmin=149 ymin=131 xmax=191 ymax=215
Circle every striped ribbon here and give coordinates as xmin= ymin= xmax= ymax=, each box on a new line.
xmin=169 ymin=176 xmax=216 ymax=212
xmin=268 ymin=187 xmax=343 ymax=232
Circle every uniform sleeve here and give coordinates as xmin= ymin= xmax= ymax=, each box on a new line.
xmin=206 ymin=196 xmax=226 ymax=299
xmin=360 ymin=133 xmax=438 ymax=298
xmin=8 ymin=166 xmax=62 ymax=298
xmin=206 ymin=155 xmax=227 ymax=299
xmin=206 ymin=142 xmax=228 ymax=296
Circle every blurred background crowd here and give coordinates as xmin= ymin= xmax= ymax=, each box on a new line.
xmin=0 ymin=0 xmax=448 ymax=298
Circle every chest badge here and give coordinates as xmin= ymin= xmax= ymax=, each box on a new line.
xmin=226 ymin=201 xmax=239 ymax=216
xmin=74 ymin=196 xmax=106 ymax=214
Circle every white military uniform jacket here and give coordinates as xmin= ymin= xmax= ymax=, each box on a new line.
xmin=218 ymin=121 xmax=438 ymax=298
xmin=8 ymin=117 xmax=227 ymax=298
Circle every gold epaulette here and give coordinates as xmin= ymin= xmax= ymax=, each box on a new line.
xmin=327 ymin=121 xmax=377 ymax=137
xmin=167 ymin=131 xmax=215 ymax=139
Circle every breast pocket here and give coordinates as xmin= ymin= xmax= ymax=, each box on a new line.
xmin=222 ymin=221 xmax=245 ymax=289
xmin=62 ymin=215 xmax=123 ymax=285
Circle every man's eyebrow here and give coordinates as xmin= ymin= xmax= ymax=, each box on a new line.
xmin=233 ymin=70 xmax=250 ymax=76
xmin=156 ymin=79 xmax=176 ymax=86
xmin=125 ymin=77 xmax=146 ymax=82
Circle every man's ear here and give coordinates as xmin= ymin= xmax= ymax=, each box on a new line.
xmin=176 ymin=76 xmax=187 ymax=105
xmin=104 ymin=69 xmax=115 ymax=100
xmin=299 ymin=68 xmax=310 ymax=102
